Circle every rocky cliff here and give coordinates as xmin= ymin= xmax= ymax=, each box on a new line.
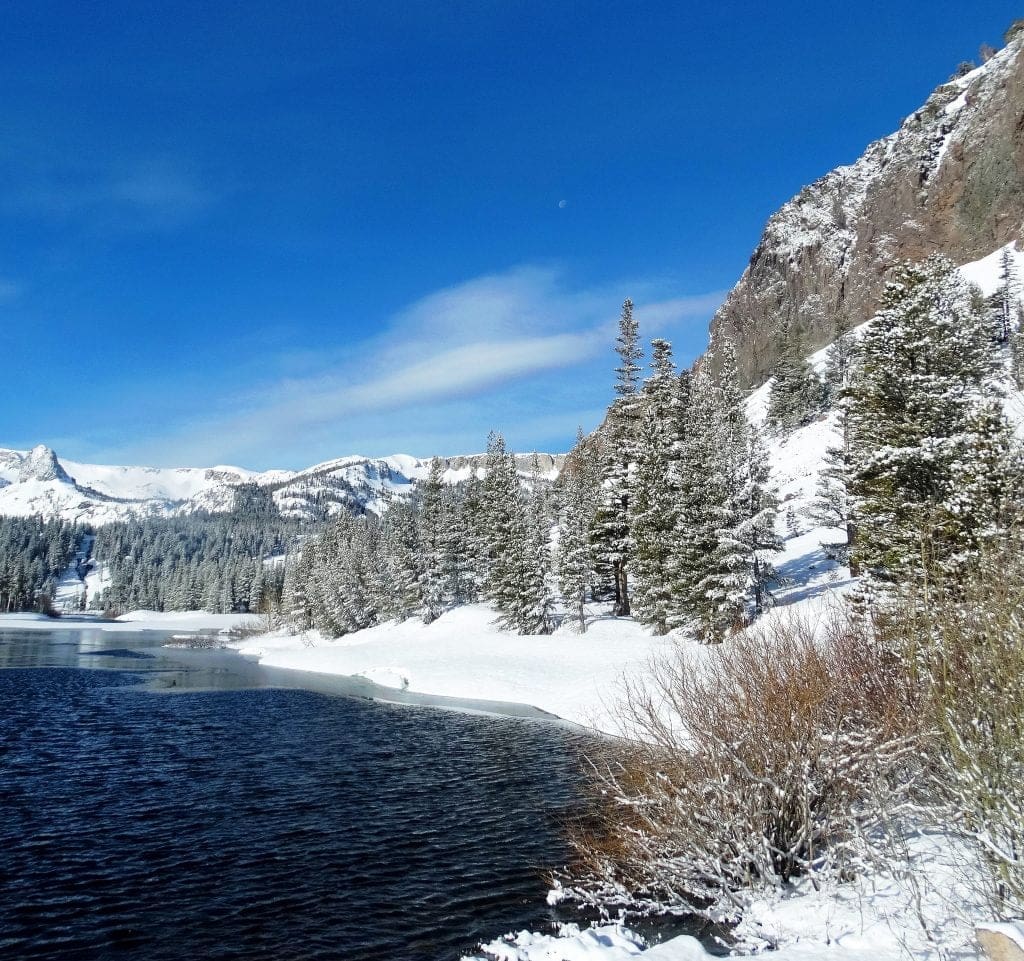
xmin=708 ymin=29 xmax=1024 ymax=386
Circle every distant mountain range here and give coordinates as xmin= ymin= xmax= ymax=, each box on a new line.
xmin=0 ymin=445 xmax=564 ymax=526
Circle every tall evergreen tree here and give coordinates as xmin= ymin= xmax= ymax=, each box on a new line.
xmin=1012 ymin=319 xmax=1024 ymax=390
xmin=846 ymin=255 xmax=1014 ymax=586
xmin=558 ymin=428 xmax=599 ymax=632
xmin=629 ymin=339 xmax=682 ymax=634
xmin=416 ymin=457 xmax=448 ymax=623
xmin=482 ymin=433 xmax=553 ymax=634
xmin=671 ymin=369 xmax=722 ymax=632
xmin=697 ymin=344 xmax=781 ymax=639
xmin=592 ymin=299 xmax=642 ymax=616
xmin=990 ymin=248 xmax=1019 ymax=344
xmin=767 ymin=328 xmax=826 ymax=431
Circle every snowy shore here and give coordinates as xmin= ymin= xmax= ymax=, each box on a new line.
xmin=230 ymin=603 xmax=677 ymax=733
xmin=0 ymin=610 xmax=263 ymax=633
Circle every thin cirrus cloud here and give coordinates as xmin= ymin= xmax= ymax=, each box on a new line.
xmin=119 ymin=265 xmax=726 ymax=468
xmin=0 ymin=152 xmax=217 ymax=228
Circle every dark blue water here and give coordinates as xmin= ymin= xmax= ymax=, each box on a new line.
xmin=0 ymin=630 xmax=589 ymax=960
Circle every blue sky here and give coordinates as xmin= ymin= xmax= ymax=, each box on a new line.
xmin=0 ymin=1 xmax=1017 ymax=468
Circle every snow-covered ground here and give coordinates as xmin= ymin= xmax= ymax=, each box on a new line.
xmin=232 ymin=604 xmax=678 ymax=732
xmin=0 ymin=610 xmax=263 ymax=633
xmin=467 ymin=830 xmax=988 ymax=960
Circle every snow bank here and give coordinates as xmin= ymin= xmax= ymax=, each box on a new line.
xmin=233 ymin=604 xmax=677 ymax=732
xmin=0 ymin=610 xmax=263 ymax=633
xmin=465 ymin=924 xmax=708 ymax=960
xmin=469 ymin=832 xmax=990 ymax=960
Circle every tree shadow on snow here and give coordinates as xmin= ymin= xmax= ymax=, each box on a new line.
xmin=773 ymin=542 xmax=856 ymax=606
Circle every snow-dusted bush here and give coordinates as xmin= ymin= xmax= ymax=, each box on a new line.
xmin=561 ymin=613 xmax=921 ymax=920
xmin=891 ymin=528 xmax=1024 ymax=921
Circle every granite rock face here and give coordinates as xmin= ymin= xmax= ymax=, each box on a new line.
xmin=17 ymin=445 xmax=75 ymax=485
xmin=707 ymin=35 xmax=1024 ymax=386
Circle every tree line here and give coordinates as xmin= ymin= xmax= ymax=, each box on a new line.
xmin=0 ymin=516 xmax=83 ymax=613
xmin=90 ymin=485 xmax=298 ymax=615
xmin=284 ymin=300 xmax=783 ymax=642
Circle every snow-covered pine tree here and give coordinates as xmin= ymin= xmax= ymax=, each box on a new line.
xmin=671 ymin=368 xmax=721 ymax=632
xmin=846 ymin=255 xmax=1014 ymax=586
xmin=482 ymin=432 xmax=553 ymax=634
xmin=379 ymin=497 xmax=423 ymax=621
xmin=697 ymin=343 xmax=781 ymax=640
xmin=629 ymin=339 xmax=682 ymax=635
xmin=558 ymin=427 xmax=598 ymax=632
xmin=416 ymin=457 xmax=447 ymax=623
xmin=282 ymin=547 xmax=313 ymax=631
xmin=823 ymin=330 xmax=856 ymax=402
xmin=1012 ymin=317 xmax=1024 ymax=390
xmin=447 ymin=475 xmax=483 ymax=604
xmin=766 ymin=327 xmax=826 ymax=432
xmin=591 ymin=299 xmax=642 ymax=616
xmin=990 ymin=247 xmax=1019 ymax=344
xmin=526 ymin=452 xmax=557 ymax=632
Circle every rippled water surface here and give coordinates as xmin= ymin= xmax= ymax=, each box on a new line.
xmin=0 ymin=629 xmax=588 ymax=960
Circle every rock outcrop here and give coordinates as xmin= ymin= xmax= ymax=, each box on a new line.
xmin=707 ymin=32 xmax=1024 ymax=386
xmin=17 ymin=445 xmax=75 ymax=485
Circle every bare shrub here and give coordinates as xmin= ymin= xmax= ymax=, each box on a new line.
xmin=885 ymin=528 xmax=1024 ymax=920
xmin=561 ymin=612 xmax=921 ymax=919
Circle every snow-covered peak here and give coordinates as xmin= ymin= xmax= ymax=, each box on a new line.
xmin=17 ymin=445 xmax=74 ymax=484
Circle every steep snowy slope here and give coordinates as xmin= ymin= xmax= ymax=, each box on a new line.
xmin=739 ymin=243 xmax=1024 ymax=618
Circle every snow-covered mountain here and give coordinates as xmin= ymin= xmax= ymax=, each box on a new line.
xmin=0 ymin=446 xmax=565 ymax=526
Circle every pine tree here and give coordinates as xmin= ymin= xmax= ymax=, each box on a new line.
xmin=629 ymin=340 xmax=682 ymax=634
xmin=767 ymin=328 xmax=825 ymax=431
xmin=558 ymin=428 xmax=598 ymax=632
xmin=482 ymin=432 xmax=552 ymax=633
xmin=671 ymin=368 xmax=721 ymax=631
xmin=525 ymin=453 xmax=557 ymax=632
xmin=416 ymin=457 xmax=447 ymax=623
xmin=990 ymin=248 xmax=1019 ymax=344
xmin=697 ymin=344 xmax=781 ymax=640
xmin=592 ymin=299 xmax=642 ymax=616
xmin=846 ymin=255 xmax=1014 ymax=586
xmin=1012 ymin=321 xmax=1024 ymax=390
xmin=450 ymin=474 xmax=485 ymax=603
xmin=823 ymin=331 xmax=855 ymax=398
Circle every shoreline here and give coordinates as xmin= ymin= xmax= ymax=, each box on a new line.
xmin=0 ymin=609 xmax=598 ymax=729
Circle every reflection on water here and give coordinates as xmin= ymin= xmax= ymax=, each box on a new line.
xmin=0 ymin=628 xmax=275 ymax=692
xmin=0 ymin=630 xmax=592 ymax=961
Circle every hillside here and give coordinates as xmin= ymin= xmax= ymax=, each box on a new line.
xmin=708 ymin=29 xmax=1024 ymax=386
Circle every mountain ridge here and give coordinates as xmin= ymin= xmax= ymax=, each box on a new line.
xmin=0 ymin=444 xmax=565 ymax=526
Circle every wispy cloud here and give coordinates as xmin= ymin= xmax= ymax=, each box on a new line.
xmin=0 ymin=154 xmax=218 ymax=229
xmin=111 ymin=266 xmax=724 ymax=467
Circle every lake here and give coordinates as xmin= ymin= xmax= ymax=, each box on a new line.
xmin=0 ymin=627 xmax=591 ymax=960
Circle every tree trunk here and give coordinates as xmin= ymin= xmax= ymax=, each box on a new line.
xmin=613 ymin=561 xmax=630 ymax=616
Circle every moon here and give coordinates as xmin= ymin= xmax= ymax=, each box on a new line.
xmin=558 ymin=199 xmax=567 ymax=209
